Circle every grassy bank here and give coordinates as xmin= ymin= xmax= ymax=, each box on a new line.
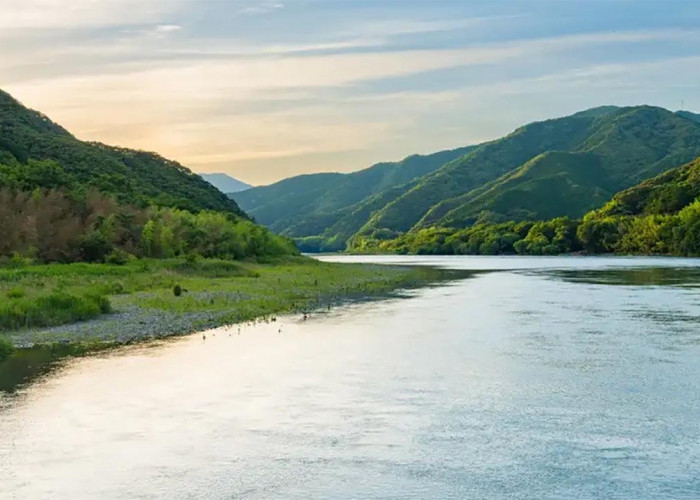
xmin=0 ymin=256 xmax=462 ymax=349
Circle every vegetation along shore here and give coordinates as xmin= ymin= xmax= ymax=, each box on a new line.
xmin=0 ymin=257 xmax=465 ymax=362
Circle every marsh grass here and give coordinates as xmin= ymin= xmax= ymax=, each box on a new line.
xmin=0 ymin=291 xmax=111 ymax=331
xmin=0 ymin=256 xmax=462 ymax=339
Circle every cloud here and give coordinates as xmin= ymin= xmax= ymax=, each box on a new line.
xmin=154 ymin=24 xmax=181 ymax=34
xmin=2 ymin=0 xmax=699 ymax=186
xmin=239 ymin=1 xmax=284 ymax=15
xmin=0 ymin=0 xmax=186 ymax=29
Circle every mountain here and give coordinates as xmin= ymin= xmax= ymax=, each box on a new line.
xmin=0 ymin=89 xmax=244 ymax=215
xmin=200 ymin=173 xmax=252 ymax=193
xmin=232 ymin=146 xmax=474 ymax=249
xmin=592 ymin=156 xmax=700 ymax=218
xmin=355 ymin=155 xmax=700 ymax=257
xmin=360 ymin=106 xmax=700 ymax=237
xmin=233 ymin=105 xmax=700 ymax=251
xmin=677 ymin=110 xmax=700 ymax=124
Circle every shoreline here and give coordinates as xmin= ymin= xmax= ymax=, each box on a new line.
xmin=0 ymin=258 xmax=470 ymax=393
xmin=0 ymin=256 xmax=469 ymax=349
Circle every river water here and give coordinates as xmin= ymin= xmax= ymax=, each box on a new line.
xmin=2 ymin=256 xmax=700 ymax=499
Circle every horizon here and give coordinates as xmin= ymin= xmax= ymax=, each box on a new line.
xmin=3 ymin=0 xmax=700 ymax=185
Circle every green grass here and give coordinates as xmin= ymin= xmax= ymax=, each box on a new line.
xmin=0 ymin=256 xmax=459 ymax=343
xmin=0 ymin=290 xmax=111 ymax=331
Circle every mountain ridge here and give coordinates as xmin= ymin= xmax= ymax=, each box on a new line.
xmin=0 ymin=89 xmax=245 ymax=215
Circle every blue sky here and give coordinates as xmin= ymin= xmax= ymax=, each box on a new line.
xmin=2 ymin=0 xmax=699 ymax=184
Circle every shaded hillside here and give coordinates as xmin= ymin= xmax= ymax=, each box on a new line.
xmin=233 ymin=146 xmax=474 ymax=234
xmin=592 ymin=157 xmax=700 ymax=218
xmin=0 ymin=89 xmax=244 ymax=215
xmin=234 ymin=173 xmax=343 ymax=233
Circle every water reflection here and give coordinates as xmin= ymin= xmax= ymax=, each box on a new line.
xmin=0 ymin=344 xmax=80 ymax=394
xmin=541 ymin=266 xmax=700 ymax=287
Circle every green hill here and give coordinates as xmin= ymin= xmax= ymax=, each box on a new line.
xmin=0 ymin=89 xmax=298 ymax=263
xmin=0 ymin=89 xmax=244 ymax=215
xmin=418 ymin=151 xmax=613 ymax=227
xmin=592 ymin=156 xmax=700 ymax=218
xmin=232 ymin=147 xmax=474 ymax=240
xmin=357 ymin=155 xmax=700 ymax=257
xmin=361 ymin=106 xmax=700 ymax=237
xmin=228 ymin=105 xmax=700 ymax=253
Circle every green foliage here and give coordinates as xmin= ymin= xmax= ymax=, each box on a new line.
xmin=0 ymin=89 xmax=243 ymax=214
xmin=0 ymin=258 xmax=463 ymax=345
xmin=0 ymin=188 xmax=298 ymax=263
xmin=0 ymin=290 xmax=111 ymax=331
xmin=6 ymin=287 xmax=25 ymax=299
xmin=354 ymin=155 xmax=700 ymax=257
xmin=359 ymin=218 xmax=580 ymax=256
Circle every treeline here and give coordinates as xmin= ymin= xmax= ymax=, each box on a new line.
xmin=0 ymin=188 xmax=298 ymax=263
xmin=350 ymin=204 xmax=700 ymax=256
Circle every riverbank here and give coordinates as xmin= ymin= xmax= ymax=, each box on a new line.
xmin=0 ymin=256 xmax=463 ymax=352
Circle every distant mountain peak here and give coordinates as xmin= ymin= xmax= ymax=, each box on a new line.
xmin=200 ymin=173 xmax=252 ymax=193
xmin=572 ymin=105 xmax=620 ymax=118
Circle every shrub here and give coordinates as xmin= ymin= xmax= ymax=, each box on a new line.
xmin=184 ymin=253 xmax=199 ymax=266
xmin=107 ymin=281 xmax=125 ymax=294
xmin=6 ymin=287 xmax=25 ymax=299
xmin=105 ymin=249 xmax=130 ymax=265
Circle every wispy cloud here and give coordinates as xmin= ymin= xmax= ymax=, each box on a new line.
xmin=2 ymin=0 xmax=699 ymax=184
xmin=0 ymin=0 xmax=187 ymax=29
xmin=239 ymin=1 xmax=284 ymax=16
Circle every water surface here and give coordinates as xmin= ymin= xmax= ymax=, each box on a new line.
xmin=2 ymin=256 xmax=700 ymax=498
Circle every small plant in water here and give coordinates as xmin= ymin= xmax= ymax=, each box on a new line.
xmin=173 ymin=284 xmax=183 ymax=297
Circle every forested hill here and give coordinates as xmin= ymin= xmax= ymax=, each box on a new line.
xmin=0 ymin=89 xmax=244 ymax=215
xmin=593 ymin=157 xmax=700 ymax=219
xmin=362 ymin=106 xmax=700 ymax=235
xmin=235 ymin=105 xmax=700 ymax=251
xmin=351 ymin=156 xmax=700 ymax=257
xmin=232 ymin=146 xmax=475 ymax=249
xmin=0 ymin=89 xmax=298 ymax=263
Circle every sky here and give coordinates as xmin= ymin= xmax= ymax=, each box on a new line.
xmin=2 ymin=0 xmax=700 ymax=186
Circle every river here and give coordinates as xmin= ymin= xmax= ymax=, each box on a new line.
xmin=1 ymin=256 xmax=700 ymax=498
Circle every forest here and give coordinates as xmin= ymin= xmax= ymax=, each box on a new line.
xmin=0 ymin=187 xmax=297 ymax=264
xmin=349 ymin=158 xmax=700 ymax=257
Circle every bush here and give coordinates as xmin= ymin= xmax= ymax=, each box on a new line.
xmin=104 ymin=249 xmax=130 ymax=265
xmin=173 ymin=284 xmax=182 ymax=297
xmin=0 ymin=336 xmax=14 ymax=363
xmin=108 ymin=281 xmax=126 ymax=294
xmin=6 ymin=287 xmax=25 ymax=299
xmin=184 ymin=253 xmax=199 ymax=266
